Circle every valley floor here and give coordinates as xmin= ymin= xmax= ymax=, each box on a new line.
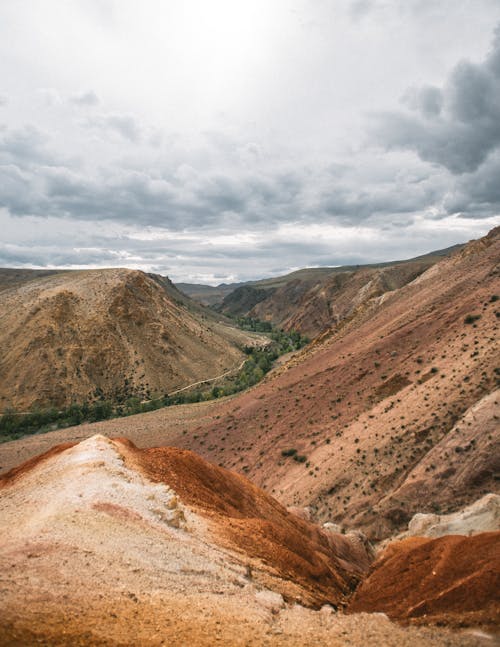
xmin=0 ymin=399 xmax=221 ymax=475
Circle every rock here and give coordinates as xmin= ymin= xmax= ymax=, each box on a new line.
xmin=407 ymin=494 xmax=500 ymax=538
xmin=255 ymin=590 xmax=285 ymax=611
xmin=408 ymin=513 xmax=440 ymax=536
xmin=323 ymin=522 xmax=343 ymax=533
xmin=319 ymin=604 xmax=336 ymax=615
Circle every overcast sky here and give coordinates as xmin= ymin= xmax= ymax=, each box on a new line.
xmin=1 ymin=0 xmax=499 ymax=284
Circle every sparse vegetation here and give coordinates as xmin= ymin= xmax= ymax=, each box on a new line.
xmin=0 ymin=316 xmax=309 ymax=442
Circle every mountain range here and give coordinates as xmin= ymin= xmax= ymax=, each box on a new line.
xmin=0 ymin=228 xmax=498 ymax=644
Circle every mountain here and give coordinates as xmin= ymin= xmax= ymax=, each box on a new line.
xmin=170 ymin=228 xmax=498 ymax=540
xmin=1 ymin=434 xmax=495 ymax=645
xmin=177 ymin=245 xmax=464 ymax=338
xmin=220 ymin=246 xmax=465 ymax=337
xmin=0 ymin=268 xmax=261 ymax=411
xmin=175 ymin=281 xmax=245 ymax=307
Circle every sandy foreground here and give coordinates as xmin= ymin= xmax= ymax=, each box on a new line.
xmin=0 ymin=435 xmax=496 ymax=646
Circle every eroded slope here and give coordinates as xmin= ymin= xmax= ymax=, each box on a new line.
xmin=172 ymin=227 xmax=500 ymax=539
xmin=0 ymin=268 xmax=258 ymax=410
xmin=0 ymin=435 xmax=488 ymax=646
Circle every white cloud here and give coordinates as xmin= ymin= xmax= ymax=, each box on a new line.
xmin=0 ymin=1 xmax=499 ymax=281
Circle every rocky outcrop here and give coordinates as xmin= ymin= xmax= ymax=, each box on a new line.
xmin=0 ymin=435 xmax=374 ymax=610
xmin=0 ymin=435 xmax=383 ymax=645
xmin=405 ymin=494 xmax=500 ymax=538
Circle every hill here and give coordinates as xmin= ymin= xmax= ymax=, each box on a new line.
xmin=178 ymin=245 xmax=464 ymax=338
xmin=0 ymin=434 xmax=494 ymax=645
xmin=175 ymin=281 xmax=244 ymax=307
xmin=172 ymin=228 xmax=498 ymax=539
xmin=35 ymin=227 xmax=495 ymax=542
xmin=0 ymin=230 xmax=497 ymax=542
xmin=0 ymin=268 xmax=261 ymax=411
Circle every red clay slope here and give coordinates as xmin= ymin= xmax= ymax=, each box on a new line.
xmin=0 ymin=435 xmax=373 ymax=609
xmin=118 ymin=437 xmax=373 ymax=607
xmin=348 ymin=532 xmax=500 ymax=628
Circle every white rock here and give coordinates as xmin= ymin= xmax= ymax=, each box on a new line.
xmin=407 ymin=494 xmax=500 ymax=538
xmin=255 ymin=589 xmax=285 ymax=611
xmin=322 ymin=522 xmax=343 ymax=534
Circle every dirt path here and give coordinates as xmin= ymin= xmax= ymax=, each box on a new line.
xmin=164 ymin=358 xmax=248 ymax=396
xmin=0 ymin=358 xmax=249 ymax=415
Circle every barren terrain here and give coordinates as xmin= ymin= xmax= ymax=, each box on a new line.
xmin=1 ymin=229 xmax=498 ymax=542
xmin=1 ymin=435 xmax=496 ymax=646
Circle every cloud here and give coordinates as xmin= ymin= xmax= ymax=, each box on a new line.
xmin=372 ymin=23 xmax=500 ymax=174
xmin=0 ymin=125 xmax=51 ymax=165
xmin=83 ymin=112 xmax=141 ymax=142
xmin=0 ymin=118 xmax=487 ymax=237
xmin=0 ymin=94 xmax=7 ymax=106
xmin=401 ymin=85 xmax=443 ymax=118
xmin=38 ymin=88 xmax=64 ymax=107
xmin=70 ymin=90 xmax=99 ymax=107
xmin=444 ymin=150 xmax=500 ymax=217
xmin=2 ymin=207 xmax=496 ymax=284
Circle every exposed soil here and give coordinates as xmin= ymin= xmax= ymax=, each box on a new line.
xmin=1 ymin=228 xmax=499 ymax=545
xmin=0 ymin=435 xmax=493 ymax=646
xmin=348 ymin=533 xmax=500 ymax=628
xmin=119 ymin=439 xmax=373 ymax=608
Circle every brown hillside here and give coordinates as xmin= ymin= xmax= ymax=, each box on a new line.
xmin=212 ymin=247 xmax=462 ymax=338
xmin=1 ymin=230 xmax=498 ymax=543
xmin=250 ymin=261 xmax=435 ymax=337
xmin=0 ymin=268 xmax=260 ymax=410
xmin=348 ymin=532 xmax=500 ymax=628
xmin=1 ymin=435 xmax=490 ymax=645
xmin=0 ymin=435 xmax=383 ymax=646
xmin=163 ymin=226 xmax=499 ymax=539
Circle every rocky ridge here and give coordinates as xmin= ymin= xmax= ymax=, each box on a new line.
xmin=0 ymin=434 xmax=496 ymax=645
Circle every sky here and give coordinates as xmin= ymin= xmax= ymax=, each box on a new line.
xmin=0 ymin=0 xmax=499 ymax=284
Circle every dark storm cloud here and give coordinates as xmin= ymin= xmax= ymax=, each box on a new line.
xmin=372 ymin=24 xmax=500 ymax=174
xmin=0 ymin=140 xmax=451 ymax=233
xmin=0 ymin=132 xmax=309 ymax=231
xmin=445 ymin=150 xmax=500 ymax=217
xmin=402 ymin=85 xmax=443 ymax=118
xmin=317 ymin=168 xmax=443 ymax=224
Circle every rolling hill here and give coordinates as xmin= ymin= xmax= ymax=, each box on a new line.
xmin=178 ymin=245 xmax=464 ymax=338
xmin=0 ymin=268 xmax=262 ymax=411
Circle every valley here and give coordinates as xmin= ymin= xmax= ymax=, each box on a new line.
xmin=0 ymin=228 xmax=499 ymax=645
